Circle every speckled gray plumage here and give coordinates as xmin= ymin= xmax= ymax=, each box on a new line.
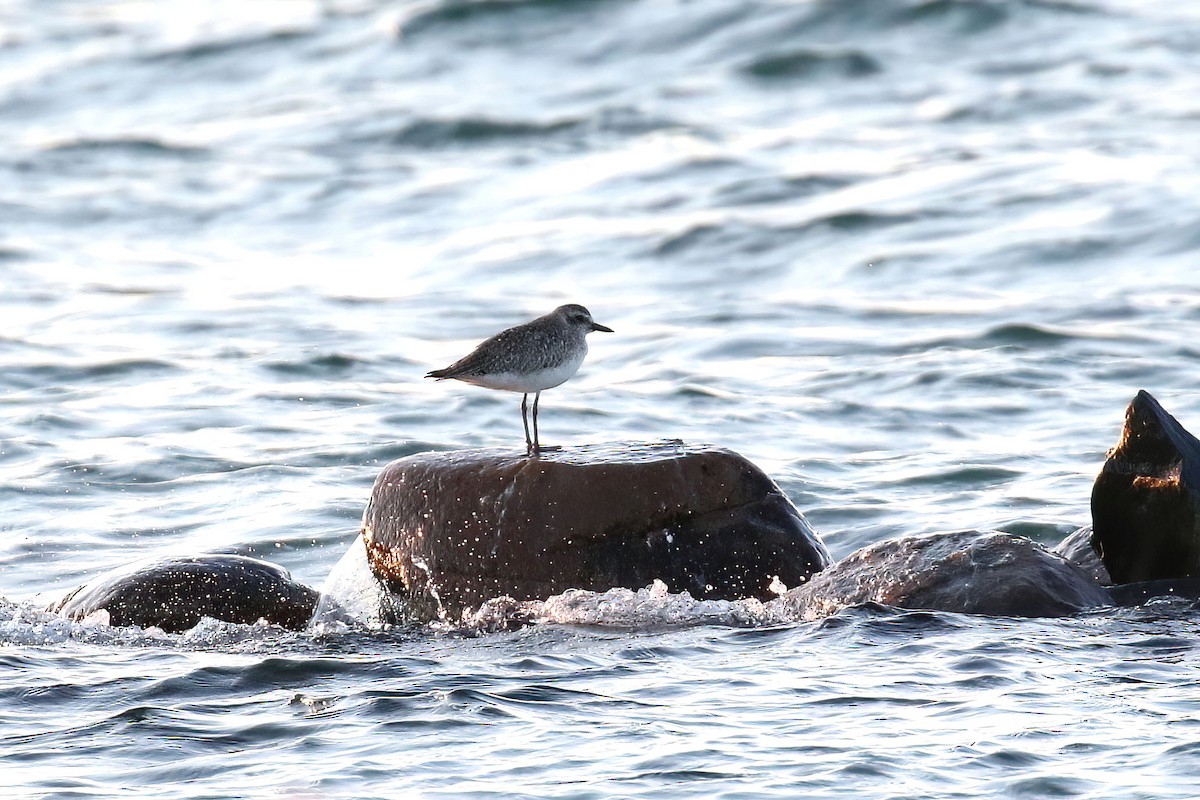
xmin=428 ymin=304 xmax=593 ymax=378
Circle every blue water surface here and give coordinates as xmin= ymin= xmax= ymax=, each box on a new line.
xmin=3 ymin=0 xmax=1200 ymax=797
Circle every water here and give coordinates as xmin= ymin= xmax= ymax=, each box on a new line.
xmin=3 ymin=0 xmax=1200 ymax=796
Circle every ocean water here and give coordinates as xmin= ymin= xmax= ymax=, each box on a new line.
xmin=3 ymin=0 xmax=1200 ymax=797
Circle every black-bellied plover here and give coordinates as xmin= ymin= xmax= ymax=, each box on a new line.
xmin=426 ymin=304 xmax=613 ymax=455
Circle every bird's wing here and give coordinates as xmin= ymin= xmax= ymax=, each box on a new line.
xmin=432 ymin=320 xmax=561 ymax=377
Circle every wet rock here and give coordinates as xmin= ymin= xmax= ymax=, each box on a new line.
xmin=1105 ymin=577 xmax=1200 ymax=606
xmin=781 ymin=530 xmax=1110 ymax=618
xmin=1091 ymin=390 xmax=1200 ymax=583
xmin=1053 ymin=525 xmax=1111 ymax=585
xmin=52 ymin=555 xmax=319 ymax=633
xmin=362 ymin=441 xmax=831 ymax=619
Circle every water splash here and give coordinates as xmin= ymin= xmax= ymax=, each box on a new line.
xmin=0 ymin=597 xmax=301 ymax=649
xmin=310 ymin=534 xmax=403 ymax=632
xmin=461 ymin=580 xmax=801 ymax=631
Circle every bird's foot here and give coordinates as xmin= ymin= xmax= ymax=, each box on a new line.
xmin=527 ymin=443 xmax=562 ymax=457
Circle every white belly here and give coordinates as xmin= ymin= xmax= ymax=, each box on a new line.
xmin=464 ymin=347 xmax=587 ymax=393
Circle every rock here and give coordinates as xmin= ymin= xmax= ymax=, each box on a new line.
xmin=362 ymin=441 xmax=831 ymax=619
xmin=1053 ymin=525 xmax=1111 ymax=584
xmin=780 ymin=530 xmax=1111 ymax=618
xmin=1055 ymin=528 xmax=1200 ymax=604
xmin=52 ymin=555 xmax=319 ymax=633
xmin=1091 ymin=390 xmax=1200 ymax=583
xmin=1106 ymin=577 xmax=1200 ymax=606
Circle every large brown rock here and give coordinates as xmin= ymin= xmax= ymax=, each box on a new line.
xmin=782 ymin=530 xmax=1111 ymax=618
xmin=362 ymin=441 xmax=831 ymax=619
xmin=1092 ymin=390 xmax=1200 ymax=583
xmin=52 ymin=555 xmax=319 ymax=633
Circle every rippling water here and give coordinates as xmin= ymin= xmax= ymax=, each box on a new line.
xmin=4 ymin=0 xmax=1200 ymax=797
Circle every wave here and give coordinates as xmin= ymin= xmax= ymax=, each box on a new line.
xmin=395 ymin=0 xmax=1051 ymax=49
xmin=137 ymin=29 xmax=311 ymax=65
xmin=40 ymin=137 xmax=208 ymax=159
xmin=388 ymin=116 xmax=580 ymax=148
xmin=2 ymin=358 xmax=179 ymax=391
xmin=363 ymin=106 xmax=678 ymax=150
xmin=892 ymin=0 xmax=1010 ymax=34
xmin=394 ymin=0 xmax=614 ymax=38
xmin=977 ymin=322 xmax=1084 ymax=346
xmin=741 ymin=48 xmax=882 ymax=82
xmin=883 ymin=322 xmax=1114 ymax=357
xmin=261 ymin=352 xmax=365 ymax=377
xmin=651 ymin=211 xmax=916 ymax=258
xmin=0 ymin=245 xmax=30 ymax=262
xmin=713 ymin=175 xmax=854 ymax=207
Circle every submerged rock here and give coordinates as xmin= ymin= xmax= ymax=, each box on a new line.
xmin=52 ymin=555 xmax=319 ymax=633
xmin=1105 ymin=577 xmax=1200 ymax=606
xmin=1053 ymin=525 xmax=1111 ymax=585
xmin=362 ymin=441 xmax=831 ymax=619
xmin=782 ymin=530 xmax=1110 ymax=618
xmin=1091 ymin=390 xmax=1200 ymax=583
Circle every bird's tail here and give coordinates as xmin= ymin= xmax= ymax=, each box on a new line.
xmin=425 ymin=368 xmax=450 ymax=379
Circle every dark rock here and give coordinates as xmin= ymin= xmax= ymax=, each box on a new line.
xmin=1053 ymin=525 xmax=1111 ymax=584
xmin=362 ymin=441 xmax=831 ymax=619
xmin=1091 ymin=390 xmax=1200 ymax=583
xmin=1106 ymin=577 xmax=1200 ymax=606
xmin=52 ymin=554 xmax=319 ymax=633
xmin=782 ymin=530 xmax=1111 ymax=618
xmin=1055 ymin=524 xmax=1200 ymax=605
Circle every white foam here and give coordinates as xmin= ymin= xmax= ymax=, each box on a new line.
xmin=0 ymin=598 xmax=172 ymax=647
xmin=460 ymin=580 xmax=805 ymax=631
xmin=0 ymin=597 xmax=315 ymax=649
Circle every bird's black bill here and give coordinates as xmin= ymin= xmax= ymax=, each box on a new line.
xmin=591 ymin=322 xmax=614 ymax=332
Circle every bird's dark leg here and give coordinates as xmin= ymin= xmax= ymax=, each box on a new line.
xmin=532 ymin=391 xmax=540 ymax=453
xmin=521 ymin=393 xmax=533 ymax=455
xmin=532 ymin=391 xmax=561 ymax=454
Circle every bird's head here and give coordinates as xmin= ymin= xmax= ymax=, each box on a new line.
xmin=557 ymin=304 xmax=613 ymax=333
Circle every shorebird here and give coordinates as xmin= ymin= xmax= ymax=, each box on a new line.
xmin=426 ymin=304 xmax=613 ymax=455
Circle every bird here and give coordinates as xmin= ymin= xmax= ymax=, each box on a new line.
xmin=425 ymin=304 xmax=613 ymax=455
